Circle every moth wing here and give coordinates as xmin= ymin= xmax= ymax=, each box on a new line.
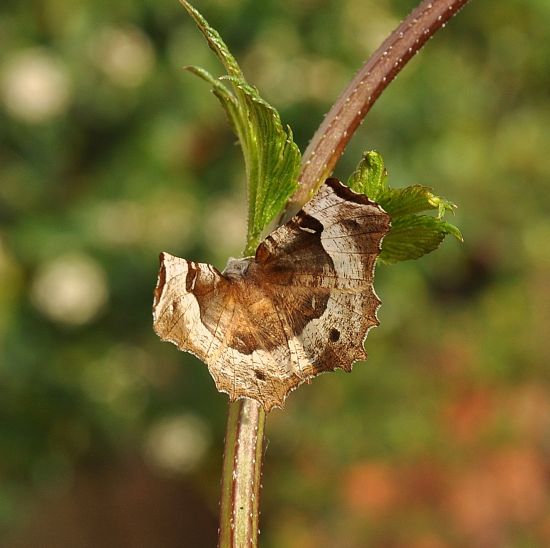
xmin=153 ymin=253 xmax=299 ymax=409
xmin=253 ymin=178 xmax=390 ymax=380
xmin=153 ymin=179 xmax=390 ymax=410
xmin=153 ymin=253 xmax=233 ymax=365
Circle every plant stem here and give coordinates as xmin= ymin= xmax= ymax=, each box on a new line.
xmin=217 ymin=0 xmax=471 ymax=545
xmin=282 ymin=0 xmax=472 ymax=217
xmin=219 ymin=399 xmax=266 ymax=547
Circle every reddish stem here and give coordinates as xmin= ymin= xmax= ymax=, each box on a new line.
xmin=219 ymin=399 xmax=265 ymax=547
xmin=285 ymin=0 xmax=471 ymax=216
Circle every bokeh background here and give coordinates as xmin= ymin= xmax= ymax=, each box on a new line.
xmin=1 ymin=0 xmax=549 ymax=546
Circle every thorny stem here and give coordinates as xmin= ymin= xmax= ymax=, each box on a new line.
xmin=218 ymin=0 xmax=471 ymax=545
xmin=282 ymin=0 xmax=472 ymax=219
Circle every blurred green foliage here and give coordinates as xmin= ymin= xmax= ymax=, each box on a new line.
xmin=1 ymin=0 xmax=549 ymax=546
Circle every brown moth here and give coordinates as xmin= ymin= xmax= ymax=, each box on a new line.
xmin=153 ymin=178 xmax=390 ymax=410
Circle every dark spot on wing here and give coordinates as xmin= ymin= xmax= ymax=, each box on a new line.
xmin=294 ymin=211 xmax=324 ymax=233
xmin=254 ymin=369 xmax=266 ymax=381
xmin=342 ymin=218 xmax=360 ymax=230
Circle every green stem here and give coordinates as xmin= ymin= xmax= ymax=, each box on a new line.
xmin=219 ymin=399 xmax=266 ymax=547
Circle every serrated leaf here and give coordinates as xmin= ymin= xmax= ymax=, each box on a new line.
xmin=378 ymin=185 xmax=457 ymax=219
xmin=180 ymin=1 xmax=301 ymax=255
xmin=347 ymin=150 xmax=387 ymax=201
xmin=379 ymin=215 xmax=456 ymax=264
xmin=224 ymin=77 xmax=301 ymax=252
xmin=179 ymin=0 xmax=242 ymax=79
xmin=348 ymin=150 xmax=462 ymax=264
xmin=440 ymin=220 xmax=463 ymax=242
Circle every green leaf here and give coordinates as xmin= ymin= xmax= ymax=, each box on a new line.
xmin=379 ymin=215 xmax=460 ymax=264
xmin=179 ymin=0 xmax=243 ymax=79
xmin=378 ymin=185 xmax=457 ymax=219
xmin=348 ymin=150 xmax=387 ymax=201
xmin=349 ymin=150 xmax=462 ymax=264
xmin=180 ymin=1 xmax=301 ymax=255
xmin=224 ymin=77 xmax=301 ymax=253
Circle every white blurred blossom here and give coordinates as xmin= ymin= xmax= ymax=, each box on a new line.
xmin=90 ymin=26 xmax=155 ymax=88
xmin=144 ymin=414 xmax=211 ymax=476
xmin=31 ymin=253 xmax=108 ymax=326
xmin=0 ymin=48 xmax=72 ymax=122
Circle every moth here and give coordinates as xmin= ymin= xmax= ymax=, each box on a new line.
xmin=153 ymin=178 xmax=390 ymax=410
